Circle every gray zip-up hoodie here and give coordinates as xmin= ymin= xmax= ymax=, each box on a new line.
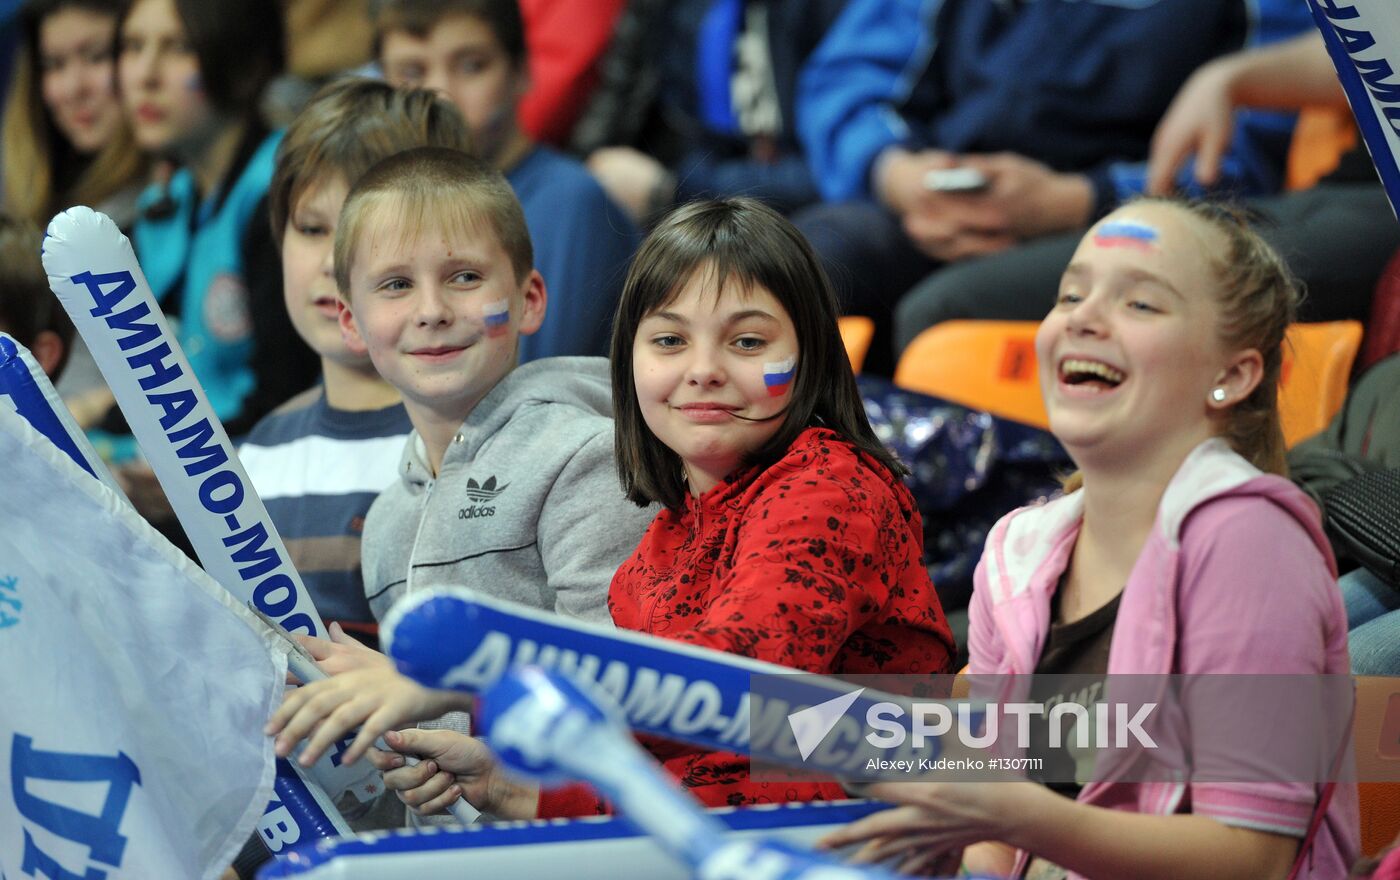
xmin=362 ymin=357 xmax=657 ymax=626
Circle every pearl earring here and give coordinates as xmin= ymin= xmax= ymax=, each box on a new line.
xmin=1211 ymin=387 xmax=1227 ymax=403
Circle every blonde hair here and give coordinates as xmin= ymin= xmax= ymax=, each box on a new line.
xmin=1 ymin=0 xmax=145 ymax=225
xmin=268 ymin=78 xmax=472 ymax=241
xmin=1061 ymin=198 xmax=1298 ymax=493
xmin=333 ymin=146 xmax=531 ymax=297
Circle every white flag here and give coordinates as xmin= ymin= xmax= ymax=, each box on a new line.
xmin=0 ymin=405 xmax=287 ymax=879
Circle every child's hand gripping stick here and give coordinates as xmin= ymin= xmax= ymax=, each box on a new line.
xmin=248 ymin=605 xmax=481 ymax=826
xmin=478 ymin=665 xmax=907 ymax=880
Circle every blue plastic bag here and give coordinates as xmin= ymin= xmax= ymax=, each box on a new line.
xmin=859 ymin=376 xmax=1071 ymax=611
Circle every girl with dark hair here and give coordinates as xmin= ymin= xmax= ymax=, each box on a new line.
xmin=2 ymin=0 xmax=146 ymax=227
xmin=582 ymin=196 xmax=957 ymax=806
xmin=112 ymin=0 xmax=315 ymax=439
xmin=821 ymin=199 xmax=1357 ymax=879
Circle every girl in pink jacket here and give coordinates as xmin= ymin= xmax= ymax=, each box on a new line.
xmin=823 ymin=199 xmax=1358 ymax=879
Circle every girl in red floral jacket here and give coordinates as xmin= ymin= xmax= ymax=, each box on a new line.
xmin=561 ymin=196 xmax=958 ymax=810
xmin=328 ymin=198 xmax=955 ymax=821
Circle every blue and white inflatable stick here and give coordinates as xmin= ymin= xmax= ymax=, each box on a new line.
xmin=39 ymin=207 xmax=355 ymax=848
xmin=1307 ymin=0 xmax=1400 ymax=218
xmin=0 ymin=333 xmax=123 ymax=495
xmin=480 ymin=666 xmax=906 ymax=880
xmin=40 ymin=208 xmax=324 ymax=638
xmin=383 ymin=589 xmax=986 ymax=780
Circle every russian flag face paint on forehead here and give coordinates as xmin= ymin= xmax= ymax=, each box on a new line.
xmin=763 ymin=355 xmax=796 ymax=397
xmin=483 ymin=299 xmax=511 ymax=338
xmin=1092 ymin=220 xmax=1159 ymax=250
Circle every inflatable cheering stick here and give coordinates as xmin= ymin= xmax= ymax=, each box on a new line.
xmin=383 ymin=588 xmax=984 ymax=780
xmin=478 ymin=665 xmax=905 ymax=880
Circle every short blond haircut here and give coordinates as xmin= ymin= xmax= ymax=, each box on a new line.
xmin=269 ymin=78 xmax=472 ymax=241
xmin=334 ymin=146 xmax=532 ymax=297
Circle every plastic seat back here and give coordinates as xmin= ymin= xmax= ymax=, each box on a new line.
xmin=838 ymin=316 xmax=876 ymax=374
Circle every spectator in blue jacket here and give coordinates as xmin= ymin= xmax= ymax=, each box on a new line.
xmin=893 ymin=31 xmax=1395 ymax=353
xmin=792 ymin=0 xmax=1313 ymax=373
xmin=581 ymin=0 xmax=849 ymax=224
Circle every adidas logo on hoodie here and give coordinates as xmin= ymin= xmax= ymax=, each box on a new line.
xmin=459 ymin=476 xmax=509 ymax=519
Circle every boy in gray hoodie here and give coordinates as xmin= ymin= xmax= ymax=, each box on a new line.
xmin=268 ymin=147 xmax=654 ymax=773
xmin=342 ymin=146 xmax=654 ymax=625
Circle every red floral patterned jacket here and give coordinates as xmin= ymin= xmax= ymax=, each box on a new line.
xmin=537 ymin=427 xmax=955 ymax=816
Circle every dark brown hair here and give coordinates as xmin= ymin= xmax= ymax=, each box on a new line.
xmin=121 ymin=0 xmax=284 ymax=118
xmin=0 ymin=214 xmax=75 ymax=373
xmin=333 ymin=146 xmax=531 ymax=296
xmin=268 ymin=78 xmax=472 ymax=242
xmin=370 ymin=0 xmax=526 ymax=68
xmin=611 ymin=197 xmax=904 ymax=510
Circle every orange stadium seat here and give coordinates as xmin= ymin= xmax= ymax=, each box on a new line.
xmin=894 ymin=321 xmax=1049 ymax=428
xmin=838 ymin=316 xmax=876 ymax=374
xmin=1285 ymin=106 xmax=1358 ymax=192
xmin=1279 ymin=321 xmax=1362 ymax=446
xmin=894 ymin=320 xmax=1362 ymax=445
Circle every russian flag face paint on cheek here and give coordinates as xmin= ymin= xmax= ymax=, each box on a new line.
xmin=763 ymin=355 xmax=796 ymax=397
xmin=483 ymin=299 xmax=511 ymax=338
xmin=1092 ymin=220 xmax=1159 ymax=250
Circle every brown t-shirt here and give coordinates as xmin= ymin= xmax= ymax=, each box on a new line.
xmin=1023 ymin=584 xmax=1122 ymax=880
xmin=1029 ymin=585 xmax=1123 ymax=793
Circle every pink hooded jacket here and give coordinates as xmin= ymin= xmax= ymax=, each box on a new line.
xmin=970 ymin=438 xmax=1359 ymax=878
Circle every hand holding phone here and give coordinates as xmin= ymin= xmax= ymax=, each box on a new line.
xmin=923 ymin=166 xmax=988 ymax=193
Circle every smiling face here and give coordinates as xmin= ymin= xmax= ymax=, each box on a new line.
xmin=117 ymin=0 xmax=217 ymax=154
xmin=339 ymin=197 xmax=544 ymax=423
xmin=39 ymin=6 xmax=123 ymax=154
xmin=632 ymin=265 xmax=799 ymax=494
xmin=380 ymin=14 xmax=522 ymax=164
xmin=282 ymin=174 xmax=362 ymax=365
xmin=1036 ymin=203 xmax=1255 ymax=473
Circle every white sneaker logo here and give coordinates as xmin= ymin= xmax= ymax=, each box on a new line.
xmin=787 ymin=688 xmax=865 ymax=760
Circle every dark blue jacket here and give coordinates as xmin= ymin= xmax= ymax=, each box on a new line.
xmin=661 ymin=0 xmax=849 ymax=212
xmin=798 ymin=0 xmax=1314 ymax=209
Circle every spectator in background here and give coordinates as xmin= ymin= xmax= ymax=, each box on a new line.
xmin=893 ymin=31 xmax=1396 ymax=356
xmin=1289 ymin=353 xmax=1400 ymax=677
xmin=282 ymin=0 xmax=373 ymax=84
xmin=581 ymin=0 xmax=847 ymax=225
xmin=239 ymin=79 xmax=473 ymax=653
xmin=792 ymin=0 xmax=1313 ymax=374
xmin=113 ymin=0 xmax=317 ymax=446
xmin=2 ymin=0 xmax=146 ymax=229
xmin=0 ymin=214 xmax=74 ymax=380
xmin=372 ymin=0 xmax=638 ymax=360
xmin=515 ymin=0 xmax=624 ymax=147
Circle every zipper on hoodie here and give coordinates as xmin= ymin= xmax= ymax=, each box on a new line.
xmin=405 ymin=476 xmax=435 ymax=595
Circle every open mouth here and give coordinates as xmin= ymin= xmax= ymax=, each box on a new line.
xmin=312 ymin=296 xmax=339 ymax=317
xmin=1059 ymin=358 xmax=1125 ymax=393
